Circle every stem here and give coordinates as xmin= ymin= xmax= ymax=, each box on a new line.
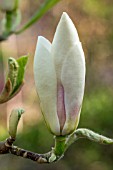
xmin=14 ymin=0 xmax=20 ymax=10
xmin=54 ymin=136 xmax=66 ymax=157
xmin=0 ymin=0 xmax=61 ymax=40
xmin=65 ymin=128 xmax=113 ymax=151
xmin=0 ymin=128 xmax=113 ymax=164
xmin=15 ymin=0 xmax=61 ymax=34
xmin=0 ymin=136 xmax=66 ymax=163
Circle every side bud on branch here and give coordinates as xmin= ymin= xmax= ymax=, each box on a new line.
xmin=0 ymin=0 xmax=21 ymax=39
xmin=8 ymin=108 xmax=24 ymax=138
xmin=34 ymin=12 xmax=85 ymax=136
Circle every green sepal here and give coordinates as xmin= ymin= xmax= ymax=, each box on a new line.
xmin=54 ymin=136 xmax=66 ymax=156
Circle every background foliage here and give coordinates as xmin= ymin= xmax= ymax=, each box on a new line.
xmin=0 ymin=0 xmax=113 ymax=169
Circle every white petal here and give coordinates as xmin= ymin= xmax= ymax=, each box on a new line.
xmin=52 ymin=12 xmax=80 ymax=80
xmin=37 ymin=36 xmax=51 ymax=52
xmin=61 ymin=43 xmax=85 ymax=135
xmin=34 ymin=36 xmax=60 ymax=135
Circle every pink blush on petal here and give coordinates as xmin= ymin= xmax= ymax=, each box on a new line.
xmin=70 ymin=103 xmax=81 ymax=120
xmin=57 ymin=83 xmax=66 ymax=132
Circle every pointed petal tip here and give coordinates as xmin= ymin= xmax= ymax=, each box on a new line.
xmin=38 ymin=36 xmax=45 ymax=42
xmin=38 ymin=36 xmax=48 ymax=45
xmin=57 ymin=12 xmax=80 ymax=43
xmin=37 ymin=36 xmax=51 ymax=52
xmin=61 ymin=12 xmax=69 ymax=18
xmin=60 ymin=12 xmax=70 ymax=23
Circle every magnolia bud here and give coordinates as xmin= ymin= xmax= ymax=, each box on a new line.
xmin=34 ymin=12 xmax=85 ymax=136
xmin=8 ymin=108 xmax=24 ymax=138
xmin=0 ymin=0 xmax=20 ymax=11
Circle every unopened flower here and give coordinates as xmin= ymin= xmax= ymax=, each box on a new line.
xmin=0 ymin=0 xmax=20 ymax=11
xmin=9 ymin=108 xmax=24 ymax=138
xmin=34 ymin=12 xmax=85 ymax=136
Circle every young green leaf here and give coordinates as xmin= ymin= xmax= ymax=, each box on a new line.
xmin=8 ymin=57 xmax=19 ymax=91
xmin=0 ymin=55 xmax=28 ymax=104
xmin=11 ymin=55 xmax=28 ymax=95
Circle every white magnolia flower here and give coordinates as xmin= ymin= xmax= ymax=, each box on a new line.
xmin=34 ymin=12 xmax=86 ymax=136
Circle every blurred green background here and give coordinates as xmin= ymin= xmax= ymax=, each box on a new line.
xmin=0 ymin=0 xmax=113 ymax=169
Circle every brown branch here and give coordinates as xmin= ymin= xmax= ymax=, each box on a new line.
xmin=9 ymin=146 xmax=51 ymax=163
xmin=1 ymin=128 xmax=113 ymax=164
xmin=0 ymin=137 xmax=53 ymax=163
xmin=0 ymin=137 xmax=15 ymax=154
